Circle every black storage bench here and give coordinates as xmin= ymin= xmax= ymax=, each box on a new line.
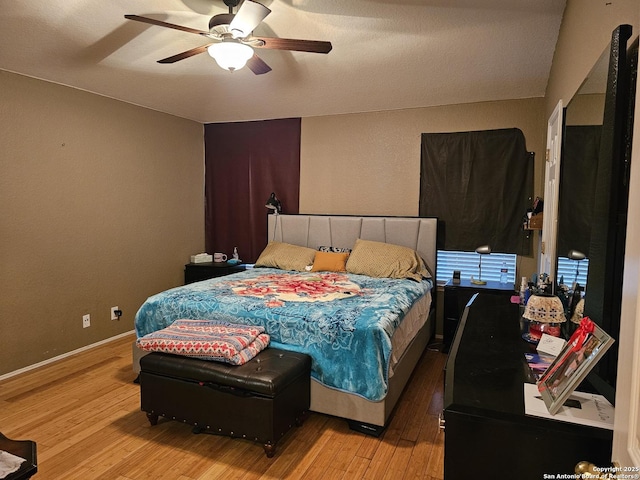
xmin=139 ymin=348 xmax=311 ymax=457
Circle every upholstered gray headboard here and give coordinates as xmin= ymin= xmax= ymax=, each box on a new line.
xmin=267 ymin=215 xmax=438 ymax=278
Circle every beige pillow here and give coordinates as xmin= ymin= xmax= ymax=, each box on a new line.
xmin=255 ymin=241 xmax=316 ymax=271
xmin=346 ymin=239 xmax=429 ymax=281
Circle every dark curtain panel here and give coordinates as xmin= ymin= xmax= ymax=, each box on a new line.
xmin=204 ymin=118 xmax=301 ymax=263
xmin=419 ymin=128 xmax=533 ymax=254
xmin=556 ymin=125 xmax=601 ymax=257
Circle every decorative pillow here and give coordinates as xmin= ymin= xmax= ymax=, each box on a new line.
xmin=318 ymin=246 xmax=352 ymax=254
xmin=255 ymin=241 xmax=317 ymax=271
xmin=311 ymin=251 xmax=349 ymax=272
xmin=346 ymin=239 xmax=430 ymax=282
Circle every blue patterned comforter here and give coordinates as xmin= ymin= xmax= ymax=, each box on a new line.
xmin=135 ymin=268 xmax=432 ymax=401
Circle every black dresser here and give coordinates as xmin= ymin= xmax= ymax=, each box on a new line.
xmin=443 ymin=294 xmax=612 ymax=479
xmin=443 ymin=278 xmax=514 ymax=353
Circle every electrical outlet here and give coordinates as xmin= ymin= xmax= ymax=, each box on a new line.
xmin=111 ymin=306 xmax=119 ymax=321
xmin=83 ymin=314 xmax=90 ymax=328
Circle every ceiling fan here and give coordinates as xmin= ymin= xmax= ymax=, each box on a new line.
xmin=125 ymin=0 xmax=332 ymax=75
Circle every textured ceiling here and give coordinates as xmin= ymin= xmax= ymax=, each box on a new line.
xmin=0 ymin=0 xmax=566 ymax=123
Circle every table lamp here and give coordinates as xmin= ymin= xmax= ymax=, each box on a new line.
xmin=471 ymin=245 xmax=491 ymax=285
xmin=522 ymin=293 xmax=567 ymax=343
xmin=265 ymin=192 xmax=282 ymax=214
xmin=567 ymin=249 xmax=586 ymax=288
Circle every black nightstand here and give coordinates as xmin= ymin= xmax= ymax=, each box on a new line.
xmin=443 ymin=278 xmax=514 ymax=353
xmin=184 ymin=262 xmax=246 ymax=284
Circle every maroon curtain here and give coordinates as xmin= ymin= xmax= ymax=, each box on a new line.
xmin=204 ymin=118 xmax=301 ymax=263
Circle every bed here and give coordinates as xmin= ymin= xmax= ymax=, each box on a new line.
xmin=132 ymin=214 xmax=438 ymax=434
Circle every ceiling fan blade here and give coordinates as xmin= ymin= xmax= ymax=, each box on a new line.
xmin=251 ymin=37 xmax=332 ymax=54
xmin=246 ymin=54 xmax=272 ymax=75
xmin=157 ymin=44 xmax=213 ymax=64
xmin=230 ymin=1 xmax=271 ymax=38
xmin=125 ymin=14 xmax=210 ymax=37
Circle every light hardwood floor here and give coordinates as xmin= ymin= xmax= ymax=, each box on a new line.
xmin=0 ymin=333 xmax=446 ymax=480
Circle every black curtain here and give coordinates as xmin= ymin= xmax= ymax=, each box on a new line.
xmin=204 ymin=118 xmax=301 ymax=263
xmin=556 ymin=125 xmax=601 ymax=257
xmin=419 ymin=128 xmax=533 ymax=254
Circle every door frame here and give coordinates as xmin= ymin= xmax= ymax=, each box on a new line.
xmin=612 ymin=62 xmax=640 ymax=468
xmin=541 ymin=100 xmax=563 ymax=282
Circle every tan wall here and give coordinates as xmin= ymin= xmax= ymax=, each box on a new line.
xmin=545 ymin=0 xmax=639 ymax=118
xmin=0 ymin=71 xmax=204 ymax=376
xmin=565 ymin=93 xmax=606 ymax=126
xmin=4 ymin=0 xmax=636 ymax=376
xmin=299 ymin=98 xmax=547 ymax=280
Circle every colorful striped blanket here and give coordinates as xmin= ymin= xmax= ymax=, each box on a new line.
xmin=136 ymin=319 xmax=270 ymax=365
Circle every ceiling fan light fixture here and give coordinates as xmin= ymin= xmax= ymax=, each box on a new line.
xmin=207 ymin=41 xmax=253 ymax=72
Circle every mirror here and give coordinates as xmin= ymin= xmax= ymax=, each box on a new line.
xmin=556 ymin=46 xmax=608 ymax=288
xmin=556 ymin=25 xmax=637 ymax=404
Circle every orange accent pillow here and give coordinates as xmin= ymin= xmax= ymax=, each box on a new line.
xmin=311 ymin=251 xmax=349 ymax=272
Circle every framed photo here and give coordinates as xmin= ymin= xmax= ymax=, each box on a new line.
xmin=537 ymin=318 xmax=614 ymax=415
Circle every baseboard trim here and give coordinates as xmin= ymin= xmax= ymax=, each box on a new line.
xmin=0 ymin=330 xmax=135 ymax=381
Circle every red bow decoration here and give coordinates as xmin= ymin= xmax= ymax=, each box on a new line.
xmin=573 ymin=316 xmax=595 ymax=342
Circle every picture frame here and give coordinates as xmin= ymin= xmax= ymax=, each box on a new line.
xmin=537 ymin=318 xmax=614 ymax=415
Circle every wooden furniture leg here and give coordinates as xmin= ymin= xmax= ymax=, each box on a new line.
xmin=263 ymin=444 xmax=276 ymax=458
xmin=146 ymin=412 xmax=158 ymax=426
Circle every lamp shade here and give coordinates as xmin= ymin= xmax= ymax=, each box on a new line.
xmin=568 ymin=249 xmax=586 ymax=261
xmin=523 ymin=294 xmax=566 ymax=324
xmin=265 ymin=192 xmax=281 ymax=214
xmin=207 ymin=41 xmax=254 ymax=71
xmin=570 ymin=298 xmax=585 ymax=324
xmin=475 ymin=245 xmax=492 ymax=255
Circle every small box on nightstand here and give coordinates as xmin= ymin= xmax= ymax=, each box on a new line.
xmin=190 ymin=253 xmax=213 ymax=263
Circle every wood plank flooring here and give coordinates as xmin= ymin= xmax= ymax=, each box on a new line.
xmin=0 ymin=334 xmax=446 ymax=479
